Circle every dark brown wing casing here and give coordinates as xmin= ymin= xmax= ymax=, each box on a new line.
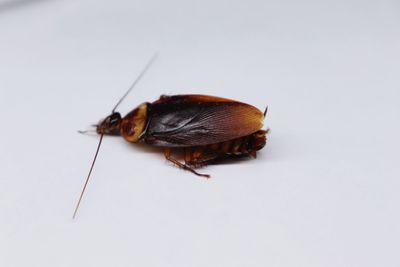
xmin=142 ymin=95 xmax=264 ymax=147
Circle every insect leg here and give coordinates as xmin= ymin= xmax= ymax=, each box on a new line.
xmin=185 ymin=148 xmax=219 ymax=167
xmin=164 ymin=148 xmax=210 ymax=178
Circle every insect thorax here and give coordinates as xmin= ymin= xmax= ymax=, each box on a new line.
xmin=120 ymin=103 xmax=150 ymax=142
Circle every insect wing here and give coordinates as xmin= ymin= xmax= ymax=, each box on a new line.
xmin=144 ymin=95 xmax=264 ymax=147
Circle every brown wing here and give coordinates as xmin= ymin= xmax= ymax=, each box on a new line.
xmin=143 ymin=95 xmax=264 ymax=147
xmin=153 ymin=94 xmax=236 ymax=104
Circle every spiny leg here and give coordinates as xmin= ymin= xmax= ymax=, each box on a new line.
xmin=164 ymin=149 xmax=210 ymax=178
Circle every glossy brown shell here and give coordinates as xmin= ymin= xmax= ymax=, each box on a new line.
xmin=142 ymin=94 xmax=264 ymax=147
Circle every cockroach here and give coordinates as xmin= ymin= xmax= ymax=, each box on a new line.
xmin=73 ymin=54 xmax=269 ymax=218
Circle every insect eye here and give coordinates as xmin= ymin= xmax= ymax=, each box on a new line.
xmin=106 ymin=113 xmax=121 ymax=127
xmin=109 ymin=118 xmax=118 ymax=126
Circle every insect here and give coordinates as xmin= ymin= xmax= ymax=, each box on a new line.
xmin=73 ymin=54 xmax=269 ymax=218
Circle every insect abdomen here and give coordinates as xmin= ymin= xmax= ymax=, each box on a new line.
xmin=209 ymin=130 xmax=267 ymax=156
xmin=184 ymin=130 xmax=267 ymax=166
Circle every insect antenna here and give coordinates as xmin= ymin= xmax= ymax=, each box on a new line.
xmin=78 ymin=124 xmax=98 ymax=135
xmin=111 ymin=52 xmax=158 ymax=113
xmin=73 ymin=133 xmax=104 ymax=219
xmin=77 ymin=130 xmax=96 ymax=135
xmin=73 ymin=53 xmax=158 ymax=219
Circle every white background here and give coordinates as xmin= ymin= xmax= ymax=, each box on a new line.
xmin=1 ymin=0 xmax=399 ymax=266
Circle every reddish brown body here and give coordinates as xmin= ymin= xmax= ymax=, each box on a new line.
xmin=97 ymin=94 xmax=268 ymax=177
xmin=73 ymin=56 xmax=270 ymax=217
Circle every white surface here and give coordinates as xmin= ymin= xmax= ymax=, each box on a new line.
xmin=1 ymin=0 xmax=399 ymax=266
